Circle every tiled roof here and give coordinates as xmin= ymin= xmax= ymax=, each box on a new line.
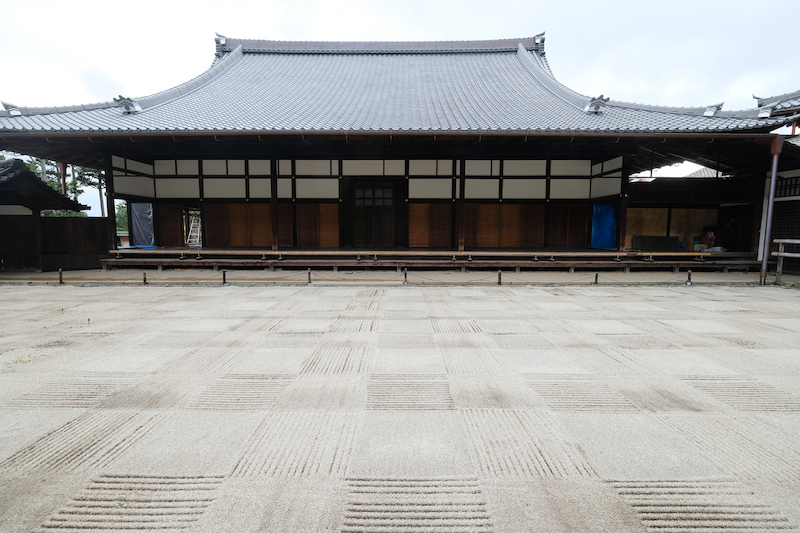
xmin=0 ymin=159 xmax=88 ymax=211
xmin=756 ymin=90 xmax=800 ymax=114
xmin=1 ymin=36 xmax=797 ymax=135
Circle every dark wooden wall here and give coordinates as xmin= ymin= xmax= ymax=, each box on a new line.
xmin=0 ymin=216 xmax=108 ymax=270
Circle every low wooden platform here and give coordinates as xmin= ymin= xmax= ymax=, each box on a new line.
xmin=102 ymin=248 xmax=760 ymax=274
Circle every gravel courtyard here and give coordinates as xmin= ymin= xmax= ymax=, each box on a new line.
xmin=1 ymin=283 xmax=799 ymax=532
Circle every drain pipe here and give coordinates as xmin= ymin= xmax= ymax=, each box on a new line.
xmin=760 ymin=136 xmax=784 ymax=286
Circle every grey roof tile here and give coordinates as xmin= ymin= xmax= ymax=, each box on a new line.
xmin=0 ymin=37 xmax=796 ymax=135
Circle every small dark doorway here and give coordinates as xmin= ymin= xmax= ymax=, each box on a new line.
xmin=353 ymin=181 xmax=395 ymax=248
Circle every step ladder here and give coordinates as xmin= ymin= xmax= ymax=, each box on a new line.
xmin=186 ymin=213 xmax=201 ymax=246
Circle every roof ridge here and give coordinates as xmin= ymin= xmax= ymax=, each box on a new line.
xmin=219 ymin=36 xmax=545 ymax=54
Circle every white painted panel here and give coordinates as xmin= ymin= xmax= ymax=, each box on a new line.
xmin=607 ymin=171 xmax=622 ymax=178
xmin=592 ymin=163 xmax=603 ymax=176
xmin=155 ymin=178 xmax=199 ymax=198
xmin=279 ymin=160 xmax=292 ymax=175
xmin=154 ymin=160 xmax=176 ymax=175
xmin=780 ymin=169 xmax=800 ymax=178
xmin=277 ymin=178 xmax=292 ymax=199
xmin=465 ymin=160 xmax=491 ymax=176
xmin=203 ymin=159 xmax=227 ymax=175
xmin=296 ymin=160 xmax=332 ymax=176
xmin=409 ymin=179 xmax=452 ymax=199
xmin=0 ymin=205 xmax=33 ymax=215
xmin=248 ymin=160 xmax=271 ymax=176
xmin=126 ymin=159 xmax=153 ymax=175
xmin=296 ymin=178 xmax=339 ymax=198
xmin=437 ymin=160 xmax=454 ymax=176
xmin=491 ymin=160 xmax=500 ymax=176
xmin=465 ymin=179 xmax=499 ymax=199
xmin=227 ymin=160 xmax=246 ymax=176
xmin=331 ymin=160 xmax=340 ymax=176
xmin=604 ymin=156 xmax=623 ymax=172
xmin=385 ymin=160 xmax=405 ymax=176
xmin=550 ymin=160 xmax=592 ymax=176
xmin=591 ymin=177 xmax=622 ymax=198
xmin=409 ymin=160 xmax=436 ymax=175
xmin=112 ymin=155 xmax=125 ymax=169
xmin=176 ymin=160 xmax=199 ymax=175
xmin=550 ymin=179 xmax=591 ymax=199
xmin=502 ymin=160 xmax=546 ymax=176
xmin=502 ymin=179 xmax=547 ymax=199
xmin=203 ymin=178 xmax=246 ymax=199
xmin=342 ymin=160 xmax=383 ymax=176
xmin=115 ymin=176 xmax=155 ymax=198
xmin=455 ymin=179 xmax=460 ymax=199
xmin=249 ymin=178 xmax=271 ymax=198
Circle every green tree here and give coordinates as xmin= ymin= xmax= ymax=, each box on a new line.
xmin=115 ymin=202 xmax=128 ymax=232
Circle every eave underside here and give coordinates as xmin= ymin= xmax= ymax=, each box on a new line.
xmin=1 ymin=132 xmax=797 ymax=176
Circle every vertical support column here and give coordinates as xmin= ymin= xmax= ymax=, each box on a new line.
xmin=105 ymin=157 xmax=118 ymax=251
xmin=270 ymin=159 xmax=279 ymax=250
xmin=617 ymin=157 xmax=630 ymax=252
xmin=760 ymin=136 xmax=784 ymax=286
xmin=57 ymin=162 xmax=68 ymax=196
xmin=457 ymin=159 xmax=466 ymax=252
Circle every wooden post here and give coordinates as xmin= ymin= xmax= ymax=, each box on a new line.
xmin=457 ymin=160 xmax=466 ymax=252
xmin=270 ymin=159 xmax=279 ymax=250
xmin=57 ymin=162 xmax=68 ymax=196
xmin=104 ymin=158 xmax=117 ymax=251
xmin=760 ymin=136 xmax=783 ymax=286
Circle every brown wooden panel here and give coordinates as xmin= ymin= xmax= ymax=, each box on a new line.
xmin=625 ymin=207 xmax=668 ymax=249
xmin=408 ymin=203 xmax=430 ymax=247
xmin=249 ymin=203 xmax=271 ymax=247
xmin=669 ymin=208 xmax=718 ymax=250
xmin=521 ymin=204 xmax=545 ymax=248
xmin=476 ymin=204 xmax=500 ymax=248
xmin=463 ymin=203 xmax=478 ymax=248
xmin=547 ymin=203 xmax=569 ymax=248
xmin=296 ymin=203 xmax=319 ymax=248
xmin=278 ymin=202 xmax=294 ymax=247
xmin=155 ymin=203 xmax=182 ymax=247
xmin=204 ymin=203 xmax=228 ymax=247
xmin=318 ymin=204 xmax=339 ymax=248
xmin=429 ymin=204 xmax=452 ymax=248
xmin=567 ymin=203 xmax=590 ymax=247
xmin=227 ymin=203 xmax=249 ymax=247
xmin=499 ymin=204 xmax=521 ymax=248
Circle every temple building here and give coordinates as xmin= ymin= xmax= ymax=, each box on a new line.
xmin=1 ymin=34 xmax=799 ymax=269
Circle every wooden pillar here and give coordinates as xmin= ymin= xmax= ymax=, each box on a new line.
xmin=33 ymin=209 xmax=43 ymax=271
xmin=104 ymin=157 xmax=117 ymax=251
xmin=760 ymin=136 xmax=784 ymax=286
xmin=270 ymin=159 xmax=279 ymax=250
xmin=617 ymin=157 xmax=630 ymax=252
xmin=457 ymin=159 xmax=466 ymax=251
xmin=57 ymin=162 xmax=68 ymax=196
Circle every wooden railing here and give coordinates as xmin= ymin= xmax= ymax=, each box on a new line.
xmin=772 ymin=239 xmax=800 ymax=283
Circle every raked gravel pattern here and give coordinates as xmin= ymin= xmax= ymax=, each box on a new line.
xmin=0 ymin=284 xmax=799 ymax=532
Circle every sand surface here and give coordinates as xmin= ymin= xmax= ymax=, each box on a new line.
xmin=1 ymin=283 xmax=799 ymax=532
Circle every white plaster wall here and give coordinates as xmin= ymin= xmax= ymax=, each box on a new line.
xmin=409 ymin=179 xmax=452 ymax=199
xmin=0 ymin=205 xmax=33 ymax=215
xmin=550 ymin=160 xmax=592 ymax=176
xmin=296 ymin=160 xmax=332 ymax=176
xmin=465 ymin=179 xmax=499 ymax=199
xmin=502 ymin=179 xmax=546 ymax=199
xmin=342 ymin=160 xmax=384 ymax=176
xmin=503 ymin=160 xmax=546 ymax=176
xmin=591 ymin=177 xmax=622 ymax=198
xmin=115 ymin=176 xmax=155 ymax=198
xmin=155 ymin=178 xmax=199 ymax=198
xmin=249 ymin=178 xmax=271 ymax=198
xmin=550 ymin=179 xmax=591 ymax=199
xmin=176 ymin=160 xmax=199 ymax=175
xmin=277 ymin=178 xmax=292 ymax=199
xmin=202 ymin=160 xmax=227 ymax=175
xmin=296 ymin=178 xmax=339 ymax=198
xmin=248 ymin=160 xmax=271 ymax=176
xmin=203 ymin=178 xmax=246 ymax=199
xmin=409 ymin=160 xmax=437 ymax=175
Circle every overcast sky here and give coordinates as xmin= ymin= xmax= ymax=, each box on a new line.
xmin=2 ymin=0 xmax=798 ymax=213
